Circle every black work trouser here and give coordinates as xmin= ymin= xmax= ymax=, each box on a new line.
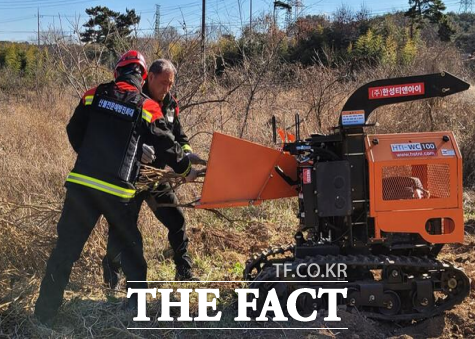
xmin=35 ymin=184 xmax=147 ymax=320
xmin=105 ymin=183 xmax=191 ymax=271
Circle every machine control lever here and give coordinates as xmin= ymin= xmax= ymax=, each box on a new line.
xmin=275 ymin=166 xmax=298 ymax=186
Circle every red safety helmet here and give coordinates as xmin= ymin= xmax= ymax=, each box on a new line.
xmin=114 ymin=50 xmax=148 ymax=80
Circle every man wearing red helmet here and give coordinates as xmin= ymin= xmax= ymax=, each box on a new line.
xmin=34 ymin=50 xmax=197 ymax=325
xmin=102 ymin=59 xmax=206 ymax=286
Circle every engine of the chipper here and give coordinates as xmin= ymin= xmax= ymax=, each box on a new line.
xmin=282 ymin=133 xmax=357 ymax=257
xmin=287 ymin=130 xmax=463 ymax=258
xmin=365 ymin=131 xmax=464 ymax=245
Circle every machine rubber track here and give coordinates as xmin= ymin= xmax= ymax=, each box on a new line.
xmin=244 ymin=246 xmax=470 ymax=321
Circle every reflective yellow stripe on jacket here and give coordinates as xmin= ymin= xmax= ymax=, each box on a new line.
xmin=66 ymin=172 xmax=136 ymax=199
xmin=84 ymin=95 xmax=94 ymax=106
xmin=142 ymin=108 xmax=153 ymax=122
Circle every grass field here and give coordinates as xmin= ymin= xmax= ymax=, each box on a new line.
xmin=1 ymin=46 xmax=475 ymax=338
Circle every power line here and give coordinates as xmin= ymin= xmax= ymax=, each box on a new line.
xmin=0 ymin=23 xmax=250 ymax=35
xmin=459 ymin=0 xmax=473 ymax=12
xmin=0 ymin=0 xmax=87 ymax=4
xmin=0 ymin=0 xmax=98 ymax=9
xmin=0 ymin=15 xmax=34 ymax=24
xmin=0 ymin=0 xmax=83 ymax=3
xmin=4 ymin=0 xmax=462 ymax=41
xmin=41 ymin=14 xmax=77 ymax=18
xmin=139 ymin=0 xmax=230 ymax=14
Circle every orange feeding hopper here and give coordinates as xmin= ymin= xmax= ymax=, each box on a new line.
xmin=195 ymin=133 xmax=298 ymax=209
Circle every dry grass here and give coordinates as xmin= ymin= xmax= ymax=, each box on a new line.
xmin=1 ymin=43 xmax=475 ymax=338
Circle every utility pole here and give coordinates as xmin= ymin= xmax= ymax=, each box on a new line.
xmin=37 ymin=7 xmax=40 ymax=46
xmin=249 ymin=0 xmax=252 ymax=36
xmin=154 ymin=4 xmax=160 ymax=39
xmin=201 ymin=0 xmax=206 ymax=79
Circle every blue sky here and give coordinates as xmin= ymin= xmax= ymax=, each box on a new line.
xmin=0 ymin=0 xmax=462 ymax=42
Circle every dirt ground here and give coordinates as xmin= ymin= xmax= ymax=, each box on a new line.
xmin=0 ymin=219 xmax=473 ymax=338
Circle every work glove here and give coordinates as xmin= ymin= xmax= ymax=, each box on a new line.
xmin=186 ymin=152 xmax=207 ymax=166
xmin=197 ymin=167 xmax=207 ymax=177
xmin=185 ymin=168 xmax=199 ymax=183
xmin=141 ymin=144 xmax=156 ymax=164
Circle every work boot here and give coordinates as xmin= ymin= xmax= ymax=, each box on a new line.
xmin=34 ymin=314 xmax=55 ymax=327
xmin=125 ymin=293 xmax=138 ymax=311
xmin=175 ymin=265 xmax=199 ymax=281
xmin=102 ymin=256 xmax=121 ymax=290
xmin=34 ymin=304 xmax=57 ymax=327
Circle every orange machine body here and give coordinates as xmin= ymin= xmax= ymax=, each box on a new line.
xmin=365 ymin=131 xmax=463 ymax=244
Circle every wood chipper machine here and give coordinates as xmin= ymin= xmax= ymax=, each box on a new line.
xmin=195 ymin=72 xmax=471 ymax=321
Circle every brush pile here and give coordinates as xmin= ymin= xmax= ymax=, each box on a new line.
xmin=135 ymin=165 xmax=186 ymax=193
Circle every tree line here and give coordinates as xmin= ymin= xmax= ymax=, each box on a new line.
xmin=1 ymin=1 xmax=475 ymax=79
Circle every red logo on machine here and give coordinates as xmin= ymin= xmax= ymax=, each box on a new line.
xmin=302 ymin=168 xmax=312 ymax=184
xmin=369 ymin=82 xmax=425 ymax=100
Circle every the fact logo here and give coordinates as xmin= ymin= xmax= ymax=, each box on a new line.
xmin=127 ymin=287 xmax=347 ymax=323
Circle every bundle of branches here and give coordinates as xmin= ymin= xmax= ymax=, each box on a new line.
xmin=135 ymin=165 xmax=187 ymax=194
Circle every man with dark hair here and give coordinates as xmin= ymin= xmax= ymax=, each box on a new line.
xmin=103 ymin=59 xmax=205 ymax=285
xmin=35 ymin=51 xmax=198 ymax=325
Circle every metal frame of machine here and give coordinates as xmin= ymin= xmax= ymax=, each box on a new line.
xmin=197 ymin=72 xmax=471 ymax=321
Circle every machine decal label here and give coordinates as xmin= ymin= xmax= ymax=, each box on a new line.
xmin=441 ymin=149 xmax=456 ymax=156
xmin=369 ymin=82 xmax=425 ymax=100
xmin=303 ymin=168 xmax=312 ymax=184
xmin=341 ymin=110 xmax=365 ymax=125
xmin=390 ymin=142 xmax=437 ymax=157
